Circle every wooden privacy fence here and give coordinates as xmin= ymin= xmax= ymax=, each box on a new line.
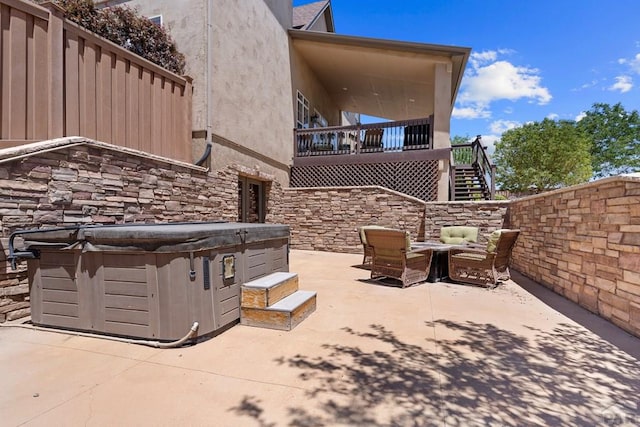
xmin=0 ymin=0 xmax=193 ymax=163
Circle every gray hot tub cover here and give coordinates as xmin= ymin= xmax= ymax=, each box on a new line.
xmin=14 ymin=222 xmax=290 ymax=253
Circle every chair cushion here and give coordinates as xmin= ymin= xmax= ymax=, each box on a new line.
xmin=486 ymin=229 xmax=511 ymax=253
xmin=451 ymin=252 xmax=486 ymax=262
xmin=440 ymin=226 xmax=479 ymax=244
xmin=360 ymin=226 xmax=411 ymax=251
xmin=359 ymin=225 xmax=388 ymax=245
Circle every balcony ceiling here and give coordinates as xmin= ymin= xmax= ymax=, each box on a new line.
xmin=290 ymin=30 xmax=470 ymax=121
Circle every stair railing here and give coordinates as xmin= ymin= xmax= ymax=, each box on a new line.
xmin=450 ymin=135 xmax=496 ymax=200
xmin=472 ymin=137 xmax=495 ymax=199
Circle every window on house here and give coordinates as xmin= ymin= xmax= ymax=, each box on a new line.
xmin=238 ymin=177 xmax=266 ymax=223
xmin=296 ymin=91 xmax=309 ymax=129
xmin=148 ymin=15 xmax=162 ymax=26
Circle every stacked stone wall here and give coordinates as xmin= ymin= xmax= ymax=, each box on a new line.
xmin=0 ymin=139 xmax=280 ymax=321
xmin=509 ymin=176 xmax=640 ymax=336
xmin=423 ymin=201 xmax=510 ymax=243
xmin=271 ymin=186 xmax=428 ymax=253
xmin=272 ymin=187 xmax=511 ymax=253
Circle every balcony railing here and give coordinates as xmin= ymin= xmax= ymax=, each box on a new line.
xmin=294 ymin=116 xmax=433 ymax=157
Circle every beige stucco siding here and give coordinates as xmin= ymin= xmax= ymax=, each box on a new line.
xmin=290 ymin=48 xmax=340 ymax=126
xmin=210 ymin=0 xmax=294 ymax=175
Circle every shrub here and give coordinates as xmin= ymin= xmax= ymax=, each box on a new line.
xmin=34 ymin=0 xmax=185 ymax=74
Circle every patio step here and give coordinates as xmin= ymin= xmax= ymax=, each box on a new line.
xmin=241 ymin=272 xmax=299 ymax=309
xmin=241 ymin=290 xmax=317 ymax=331
xmin=240 ymin=272 xmax=316 ymax=331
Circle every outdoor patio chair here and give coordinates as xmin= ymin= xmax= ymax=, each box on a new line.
xmin=364 ymin=228 xmax=433 ymax=288
xmin=361 ymin=128 xmax=383 ymax=151
xmin=440 ymin=226 xmax=479 ymax=244
xmin=448 ymin=229 xmax=521 ymax=288
xmin=358 ymin=225 xmax=392 ymax=266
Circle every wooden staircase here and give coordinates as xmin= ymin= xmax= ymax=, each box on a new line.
xmin=452 ymin=165 xmax=491 ymax=201
xmin=240 ymin=272 xmax=316 ymax=331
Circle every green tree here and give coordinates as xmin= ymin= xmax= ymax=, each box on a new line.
xmin=34 ymin=0 xmax=185 ymax=74
xmin=576 ymin=102 xmax=640 ymax=178
xmin=494 ymin=119 xmax=592 ymax=192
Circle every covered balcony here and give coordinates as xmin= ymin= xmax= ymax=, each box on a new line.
xmin=288 ymin=30 xmax=484 ymax=202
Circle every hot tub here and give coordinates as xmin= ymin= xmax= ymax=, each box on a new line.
xmin=9 ymin=222 xmax=289 ymax=341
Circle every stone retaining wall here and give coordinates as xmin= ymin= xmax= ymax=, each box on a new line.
xmin=509 ymin=176 xmax=640 ymax=336
xmin=272 ymin=187 xmax=511 ymax=253
xmin=423 ymin=201 xmax=510 ymax=243
xmin=0 ymin=138 xmax=281 ymax=322
xmin=271 ymin=186 xmax=428 ymax=253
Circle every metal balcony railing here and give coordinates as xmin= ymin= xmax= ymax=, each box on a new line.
xmin=293 ymin=116 xmax=433 ymax=157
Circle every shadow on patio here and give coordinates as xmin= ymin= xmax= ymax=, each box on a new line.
xmin=231 ymin=319 xmax=639 ymax=425
xmin=228 ymin=252 xmax=640 ymax=426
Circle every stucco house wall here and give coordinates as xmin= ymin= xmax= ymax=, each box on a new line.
xmin=97 ymin=0 xmax=294 ymax=186
xmin=209 ymin=0 xmax=293 ymax=186
xmin=290 ymin=48 xmax=341 ymax=127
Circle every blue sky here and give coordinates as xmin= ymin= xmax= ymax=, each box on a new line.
xmin=296 ymin=0 xmax=640 ymax=150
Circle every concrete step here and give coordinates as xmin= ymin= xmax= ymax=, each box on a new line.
xmin=241 ymin=290 xmax=317 ymax=331
xmin=241 ymin=272 xmax=298 ymax=309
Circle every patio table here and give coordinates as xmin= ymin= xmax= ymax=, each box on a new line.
xmin=410 ymin=242 xmax=466 ymax=282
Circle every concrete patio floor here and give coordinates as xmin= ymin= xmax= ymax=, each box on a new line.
xmin=2 ymin=249 xmax=639 ymax=426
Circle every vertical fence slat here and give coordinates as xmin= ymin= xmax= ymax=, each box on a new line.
xmin=64 ymin=30 xmax=79 ymax=135
xmin=139 ymin=68 xmax=152 ymax=154
xmin=112 ymin=55 xmax=126 ymax=145
xmin=81 ymin=38 xmax=96 ymax=139
xmin=125 ymin=62 xmax=138 ymax=150
xmin=31 ymin=16 xmax=47 ymax=138
xmin=8 ymin=8 xmax=27 ymax=139
xmin=46 ymin=4 xmax=63 ymax=139
xmin=150 ymin=74 xmax=162 ymax=157
xmin=162 ymin=79 xmax=170 ymax=159
xmin=162 ymin=79 xmax=171 ymax=159
xmin=96 ymin=47 xmax=112 ymax=143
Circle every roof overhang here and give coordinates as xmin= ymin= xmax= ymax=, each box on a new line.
xmin=289 ymin=29 xmax=470 ymax=121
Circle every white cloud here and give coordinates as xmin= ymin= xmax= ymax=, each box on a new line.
xmin=469 ymin=51 xmax=498 ymax=68
xmin=609 ymin=75 xmax=633 ymax=93
xmin=619 ymin=53 xmax=640 ymax=74
xmin=489 ymin=119 xmax=520 ymax=134
xmin=452 ymin=105 xmax=490 ymax=119
xmin=479 ymin=134 xmax=500 ymax=156
xmin=572 ymin=79 xmax=599 ymax=91
xmin=546 ymin=113 xmax=559 ymax=120
xmin=575 ymin=111 xmax=586 ymax=122
xmin=455 ymin=50 xmax=552 ymax=119
xmin=459 ymin=60 xmax=552 ymax=105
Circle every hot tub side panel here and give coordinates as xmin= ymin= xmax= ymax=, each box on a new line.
xmin=29 ymin=250 xmax=84 ymax=330
xmin=96 ymin=252 xmax=159 ymax=340
xmin=155 ymin=250 xmax=226 ymax=341
xmin=244 ymin=238 xmax=289 ymax=281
